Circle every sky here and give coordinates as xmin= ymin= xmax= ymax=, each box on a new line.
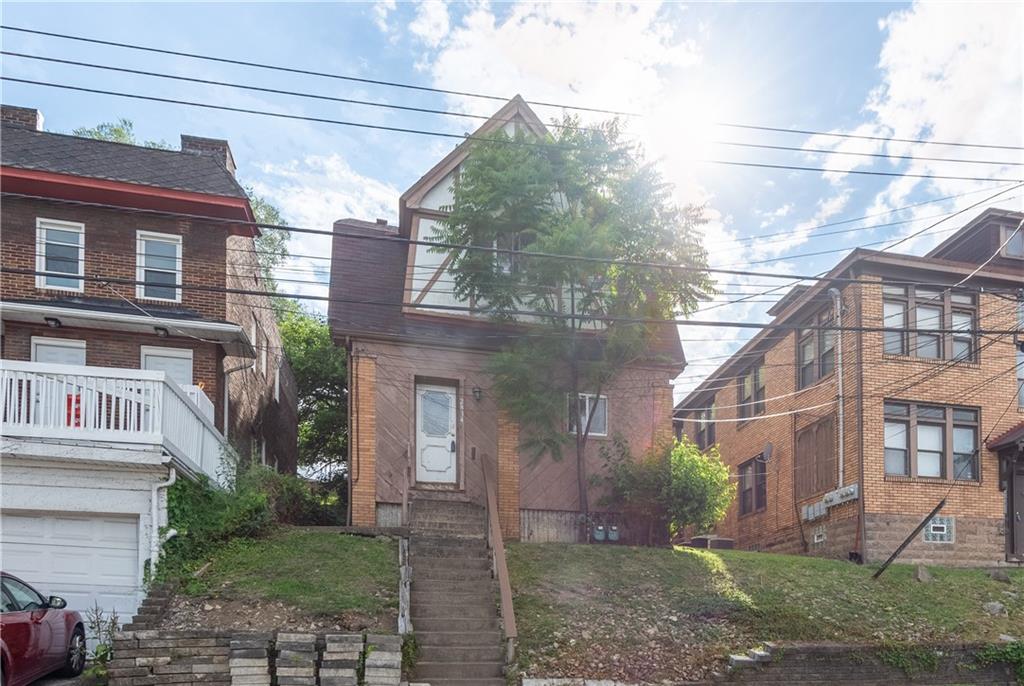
xmin=3 ymin=1 xmax=1022 ymax=400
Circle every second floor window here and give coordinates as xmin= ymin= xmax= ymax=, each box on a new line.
xmin=739 ymin=456 xmax=767 ymax=515
xmin=694 ymin=402 xmax=715 ymax=450
xmin=797 ymin=308 xmax=837 ymax=389
xmin=1018 ymin=303 xmax=1024 ymax=408
xmin=137 ymin=231 xmax=182 ymax=302
xmin=882 ymin=284 xmax=977 ymax=361
xmin=883 ymin=401 xmax=979 ymax=481
xmin=738 ymin=362 xmax=765 ymax=420
xmin=568 ymin=393 xmax=607 ymax=437
xmin=36 ymin=218 xmax=84 ymax=292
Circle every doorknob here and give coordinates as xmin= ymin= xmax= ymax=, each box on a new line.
xmin=450 ymin=440 xmax=456 ymax=452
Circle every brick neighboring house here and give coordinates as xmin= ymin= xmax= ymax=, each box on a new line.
xmin=0 ymin=104 xmax=298 ymax=620
xmin=329 ymin=97 xmax=677 ymax=540
xmin=674 ymin=207 xmax=1024 ymax=566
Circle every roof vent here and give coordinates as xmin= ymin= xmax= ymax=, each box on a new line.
xmin=376 ymin=218 xmax=388 ymax=225
xmin=180 ymin=134 xmax=236 ymax=176
xmin=1 ymin=104 xmax=44 ymax=131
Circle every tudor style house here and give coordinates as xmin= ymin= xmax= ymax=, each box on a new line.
xmin=329 ymin=97 xmax=677 ymax=541
xmin=0 ymin=104 xmax=298 ymax=620
xmin=675 ymin=207 xmax=1024 ymax=566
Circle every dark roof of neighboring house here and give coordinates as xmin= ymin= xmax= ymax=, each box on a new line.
xmin=988 ymin=421 xmax=1024 ymax=452
xmin=1 ymin=124 xmax=247 ymax=198
xmin=328 ymin=218 xmax=684 ymax=367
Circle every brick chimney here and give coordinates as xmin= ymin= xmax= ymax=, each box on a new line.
xmin=2 ymin=105 xmax=44 ymax=130
xmin=180 ymin=134 xmax=236 ymax=176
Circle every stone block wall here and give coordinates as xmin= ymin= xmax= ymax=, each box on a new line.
xmin=109 ymin=631 xmax=401 ymax=686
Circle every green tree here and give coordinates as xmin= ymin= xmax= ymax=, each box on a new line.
xmin=598 ymin=436 xmax=733 ymax=545
xmin=278 ymin=307 xmax=348 ymax=474
xmin=73 ymin=118 xmax=172 ymax=149
xmin=434 ymin=118 xmax=713 ymax=526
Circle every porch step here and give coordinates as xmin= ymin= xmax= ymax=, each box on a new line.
xmin=413 ymin=661 xmax=504 ymax=679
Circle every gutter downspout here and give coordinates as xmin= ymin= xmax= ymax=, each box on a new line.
xmin=223 ymin=362 xmax=256 ymax=441
xmin=149 ymin=466 xmax=177 ymax=580
xmin=829 ymin=288 xmax=845 ymax=488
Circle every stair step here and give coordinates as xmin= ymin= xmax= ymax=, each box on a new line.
xmin=411 ymin=590 xmax=494 ymax=606
xmin=411 ymin=602 xmax=496 ymax=619
xmin=413 ymin=617 xmax=499 ymax=632
xmin=417 ymin=645 xmax=504 ymax=662
xmin=422 ymin=681 xmax=505 ymax=686
xmin=415 ymin=567 xmax=493 ymax=581
xmin=413 ymin=661 xmax=503 ymax=679
xmin=415 ymin=631 xmax=502 ymax=647
xmin=412 ymin=556 xmax=490 ymax=571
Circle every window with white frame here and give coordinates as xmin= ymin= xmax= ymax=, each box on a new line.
xmin=274 ymin=365 xmax=281 ymax=402
xmin=568 ymin=393 xmax=607 ymax=437
xmin=136 ymin=231 xmax=182 ymax=301
xmin=36 ymin=219 xmax=84 ymax=292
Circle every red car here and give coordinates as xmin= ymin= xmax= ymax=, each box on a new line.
xmin=0 ymin=573 xmax=86 ymax=686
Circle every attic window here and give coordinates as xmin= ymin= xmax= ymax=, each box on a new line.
xmin=1001 ymin=224 xmax=1024 ymax=259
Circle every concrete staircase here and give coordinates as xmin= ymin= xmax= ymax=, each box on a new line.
xmin=408 ymin=497 xmax=505 ymax=685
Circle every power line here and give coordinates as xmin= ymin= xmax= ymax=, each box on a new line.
xmin=4 ymin=76 xmax=1023 ymax=185
xmin=6 ymin=191 xmax=1021 ymax=291
xmin=5 ymin=25 xmax=1022 ymax=153
xmin=5 ymin=266 xmax=1020 ymax=336
xmin=0 ymin=25 xmax=634 ymax=116
xmin=6 ymin=50 xmax=1023 ymax=170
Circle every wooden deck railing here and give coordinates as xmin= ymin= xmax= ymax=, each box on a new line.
xmin=477 ymin=449 xmax=517 ymax=664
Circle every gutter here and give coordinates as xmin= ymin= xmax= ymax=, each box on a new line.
xmin=149 ymin=466 xmax=176 ymax=580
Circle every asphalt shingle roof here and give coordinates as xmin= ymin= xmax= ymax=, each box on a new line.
xmin=1 ymin=124 xmax=247 ymax=198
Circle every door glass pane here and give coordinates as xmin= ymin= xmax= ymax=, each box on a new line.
xmin=421 ymin=390 xmax=451 ymax=437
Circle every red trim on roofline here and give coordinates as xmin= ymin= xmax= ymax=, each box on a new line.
xmin=0 ymin=166 xmax=256 ymax=234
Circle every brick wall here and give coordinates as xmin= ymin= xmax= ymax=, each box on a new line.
xmin=497 ymin=409 xmax=521 ymax=540
xmin=679 ymin=270 xmax=1023 ymax=566
xmin=350 ymin=351 xmax=378 ymax=527
xmin=1 ymin=197 xmax=228 ymax=321
xmin=223 ymin=234 xmax=298 ymax=473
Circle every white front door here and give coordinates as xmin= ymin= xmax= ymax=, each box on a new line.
xmin=416 ymin=384 xmax=457 ymax=484
xmin=141 ymin=346 xmax=193 ymax=387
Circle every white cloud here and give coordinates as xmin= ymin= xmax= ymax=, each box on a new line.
xmin=251 ymin=154 xmax=400 ymax=309
xmin=372 ymin=0 xmax=397 ymax=33
xmin=409 ymin=0 xmax=451 ymax=48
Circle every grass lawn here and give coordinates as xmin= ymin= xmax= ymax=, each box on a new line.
xmin=508 ymin=543 xmax=1024 ymax=681
xmin=167 ymin=527 xmax=398 ymax=631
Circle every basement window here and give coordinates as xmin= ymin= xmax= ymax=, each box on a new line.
xmin=923 ymin=516 xmax=955 ymax=543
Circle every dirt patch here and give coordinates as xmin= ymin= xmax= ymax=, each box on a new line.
xmin=159 ymin=594 xmax=397 ymax=634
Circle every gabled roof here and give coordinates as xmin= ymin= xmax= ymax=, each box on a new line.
xmin=398 ymin=95 xmax=549 ymax=235
xmin=926 ymin=207 xmax=1024 ymax=260
xmin=1 ymin=123 xmax=247 ymax=199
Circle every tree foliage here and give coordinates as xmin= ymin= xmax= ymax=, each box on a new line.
xmin=598 ymin=436 xmax=734 ymax=545
xmin=73 ymin=118 xmax=172 ymax=149
xmin=278 ymin=307 xmax=348 ymax=474
xmin=434 ymin=117 xmax=714 ymax=519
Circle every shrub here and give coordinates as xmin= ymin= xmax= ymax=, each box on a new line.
xmin=598 ymin=436 xmax=734 ymax=545
xmin=158 ymin=463 xmax=340 ymax=581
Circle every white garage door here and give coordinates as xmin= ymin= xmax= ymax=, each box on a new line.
xmin=0 ymin=511 xmax=141 ymax=619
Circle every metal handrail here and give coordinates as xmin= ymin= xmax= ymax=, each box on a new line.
xmin=477 ymin=450 xmax=517 ymax=663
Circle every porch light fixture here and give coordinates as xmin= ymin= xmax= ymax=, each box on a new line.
xmin=44 ymin=317 xmax=61 ymax=328
xmin=472 ymin=386 xmax=483 ymax=402
xmin=154 ymin=326 xmax=170 ymax=338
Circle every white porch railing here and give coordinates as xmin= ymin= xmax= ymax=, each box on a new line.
xmin=0 ymin=360 xmax=229 ymax=483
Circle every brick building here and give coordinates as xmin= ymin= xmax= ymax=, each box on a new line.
xmin=330 ymin=97 xmax=677 ymax=540
xmin=0 ymin=104 xmax=298 ymax=620
xmin=675 ymin=207 xmax=1024 ymax=566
